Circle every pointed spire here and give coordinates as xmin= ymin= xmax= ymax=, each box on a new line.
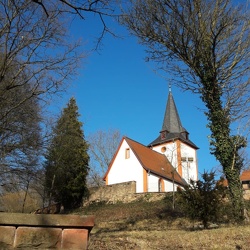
xmin=161 ymin=91 xmax=186 ymax=134
xmin=148 ymin=87 xmax=198 ymax=149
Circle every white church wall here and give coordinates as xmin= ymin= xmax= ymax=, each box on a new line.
xmin=152 ymin=142 xmax=178 ymax=169
xmin=164 ymin=179 xmax=179 ymax=192
xmin=147 ymin=173 xmax=180 ymax=192
xmin=180 ymin=143 xmax=198 ymax=183
xmin=147 ymin=174 xmax=159 ymax=192
xmin=107 ymin=140 xmax=144 ymax=193
xmin=153 ymin=141 xmax=198 ymax=184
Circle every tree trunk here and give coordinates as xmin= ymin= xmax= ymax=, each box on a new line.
xmin=224 ymin=167 xmax=245 ymax=221
xmin=201 ymin=81 xmax=246 ymax=221
xmin=22 ymin=181 xmax=30 ymax=213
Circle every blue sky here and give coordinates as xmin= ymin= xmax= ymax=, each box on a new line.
xmin=55 ymin=14 xmax=221 ymax=177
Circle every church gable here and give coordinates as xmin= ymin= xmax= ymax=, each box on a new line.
xmin=103 ymin=137 xmax=145 ymax=192
xmin=104 ymin=137 xmax=187 ymax=193
xmin=125 ymin=137 xmax=185 ymax=185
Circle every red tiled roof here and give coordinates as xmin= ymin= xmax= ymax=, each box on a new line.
xmin=219 ymin=178 xmax=228 ymax=187
xmin=103 ymin=136 xmax=186 ymax=186
xmin=125 ymin=137 xmax=186 ymax=186
xmin=241 ymin=170 xmax=250 ymax=181
xmin=220 ymin=170 xmax=250 ymax=187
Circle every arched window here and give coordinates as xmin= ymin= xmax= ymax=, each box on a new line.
xmin=158 ymin=178 xmax=165 ymax=192
xmin=125 ymin=148 xmax=130 ymax=159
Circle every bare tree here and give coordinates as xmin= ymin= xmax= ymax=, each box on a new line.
xmin=0 ymin=0 xmax=120 ymax=161
xmin=0 ymin=0 xmax=82 ymax=195
xmin=31 ymin=0 xmax=118 ymax=47
xmin=87 ymin=129 xmax=121 ymax=187
xmin=0 ymin=0 xmax=82 ymax=149
xmin=0 ymin=0 xmax=121 ymax=207
xmin=0 ymin=1 xmax=83 ymax=106
xmin=121 ymin=0 xmax=250 ymax=221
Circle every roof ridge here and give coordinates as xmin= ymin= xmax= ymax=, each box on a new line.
xmin=125 ymin=137 xmax=169 ymax=157
xmin=125 ymin=137 xmax=185 ymax=186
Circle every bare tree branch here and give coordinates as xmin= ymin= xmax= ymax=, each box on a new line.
xmin=30 ymin=0 xmax=119 ymax=48
xmin=87 ymin=129 xmax=121 ymax=187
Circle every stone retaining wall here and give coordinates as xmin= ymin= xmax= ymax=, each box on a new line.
xmin=84 ymin=181 xmax=167 ymax=205
xmin=85 ymin=181 xmax=136 ymax=205
xmin=0 ymin=213 xmax=94 ymax=249
xmin=84 ymin=181 xmax=250 ymax=206
xmin=243 ymin=189 xmax=250 ymax=200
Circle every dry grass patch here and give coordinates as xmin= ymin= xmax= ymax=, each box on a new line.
xmin=89 ymin=226 xmax=250 ymax=250
xmin=77 ymin=198 xmax=250 ymax=249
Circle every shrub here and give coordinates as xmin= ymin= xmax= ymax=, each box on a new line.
xmin=177 ymin=171 xmax=226 ymax=228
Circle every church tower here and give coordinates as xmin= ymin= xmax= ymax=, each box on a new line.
xmin=149 ymin=90 xmax=199 ymax=184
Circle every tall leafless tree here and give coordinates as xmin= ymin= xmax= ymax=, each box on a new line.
xmin=121 ymin=0 xmax=250 ymax=221
xmin=87 ymin=129 xmax=121 ymax=187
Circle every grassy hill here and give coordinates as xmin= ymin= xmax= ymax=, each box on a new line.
xmin=74 ymin=197 xmax=250 ymax=249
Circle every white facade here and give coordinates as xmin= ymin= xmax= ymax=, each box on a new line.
xmin=152 ymin=140 xmax=198 ymax=184
xmin=179 ymin=143 xmax=198 ymax=182
xmin=153 ymin=142 xmax=178 ymax=168
xmin=106 ymin=140 xmax=144 ymax=193
xmin=105 ymin=138 xmax=186 ymax=193
xmin=147 ymin=173 xmax=179 ymax=192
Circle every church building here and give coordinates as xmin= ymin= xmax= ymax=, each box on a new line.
xmin=103 ymin=90 xmax=199 ymax=193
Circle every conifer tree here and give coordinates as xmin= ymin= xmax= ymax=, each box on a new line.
xmin=178 ymin=171 xmax=226 ymax=229
xmin=45 ymin=98 xmax=89 ymax=209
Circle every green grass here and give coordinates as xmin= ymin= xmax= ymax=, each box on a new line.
xmin=73 ymin=198 xmax=250 ymax=249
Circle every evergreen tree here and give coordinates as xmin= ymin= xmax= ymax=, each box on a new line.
xmin=178 ymin=171 xmax=226 ymax=229
xmin=45 ymin=98 xmax=89 ymax=209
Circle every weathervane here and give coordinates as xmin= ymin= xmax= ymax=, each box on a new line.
xmin=168 ymin=81 xmax=172 ymax=93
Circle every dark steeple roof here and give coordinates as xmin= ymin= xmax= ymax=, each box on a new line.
xmin=148 ymin=91 xmax=198 ymax=149
xmin=162 ymin=91 xmax=186 ymax=134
